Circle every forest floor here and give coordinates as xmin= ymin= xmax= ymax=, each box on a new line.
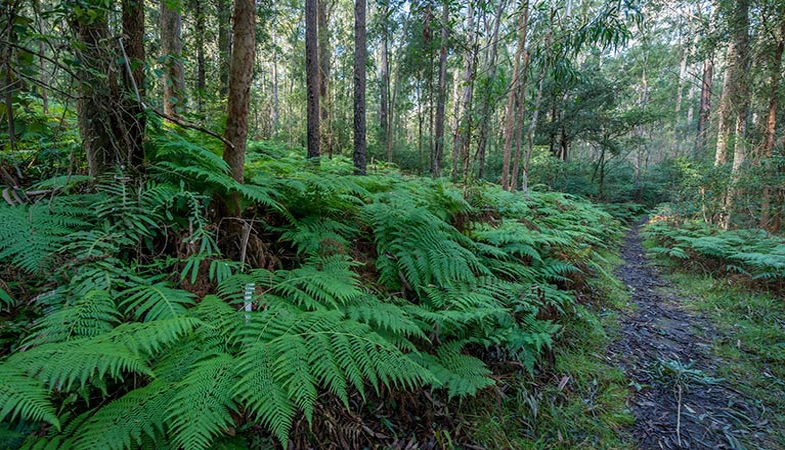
xmin=609 ymin=222 xmax=777 ymax=450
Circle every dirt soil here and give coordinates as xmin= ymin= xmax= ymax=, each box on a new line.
xmin=609 ymin=221 xmax=770 ymax=450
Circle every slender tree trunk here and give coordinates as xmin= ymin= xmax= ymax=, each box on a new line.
xmin=476 ymin=0 xmax=506 ymax=180
xmin=719 ymin=0 xmax=750 ymax=229
xmin=760 ymin=21 xmax=785 ymax=230
xmin=271 ymin=8 xmax=279 ymax=132
xmin=695 ymin=57 xmax=713 ymax=156
xmin=2 ymin=1 xmax=17 ymax=154
xmin=501 ymin=0 xmax=529 ymax=190
xmin=453 ymin=1 xmax=478 ymax=183
xmin=193 ymin=0 xmax=206 ymax=118
xmin=306 ymin=0 xmax=321 ymax=158
xmin=318 ymin=0 xmax=332 ymax=157
xmin=431 ymin=0 xmax=448 ymax=177
xmin=522 ymin=61 xmax=547 ymax=193
xmin=223 ymin=0 xmax=255 ymax=187
xmin=353 ymin=0 xmax=367 ymax=175
xmin=385 ymin=12 xmax=411 ymax=163
xmin=161 ymin=0 xmax=186 ymax=117
xmin=715 ymin=43 xmax=735 ymax=166
xmin=379 ymin=4 xmax=389 ymax=149
xmin=216 ymin=0 xmax=232 ymax=97
xmin=686 ymin=63 xmax=697 ymax=127
xmin=32 ymin=0 xmax=47 ymax=114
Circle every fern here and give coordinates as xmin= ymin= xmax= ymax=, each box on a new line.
xmin=167 ymin=354 xmax=239 ymax=450
xmin=24 ymin=289 xmax=120 ymax=346
xmin=71 ymin=380 xmax=176 ymax=450
xmin=0 ymin=366 xmax=60 ymax=429
xmin=120 ymin=282 xmax=197 ymax=321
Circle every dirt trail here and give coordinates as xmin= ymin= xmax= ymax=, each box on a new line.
xmin=609 ymin=222 xmax=769 ymax=450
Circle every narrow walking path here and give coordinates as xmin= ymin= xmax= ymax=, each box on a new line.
xmin=609 ymin=222 xmax=769 ymax=449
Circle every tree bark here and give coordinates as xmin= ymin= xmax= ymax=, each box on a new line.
xmin=121 ymin=0 xmax=146 ymax=168
xmin=216 ymin=0 xmax=232 ymax=97
xmin=306 ymin=0 xmax=321 ymax=159
xmin=475 ymin=0 xmax=506 ymax=180
xmin=161 ymin=0 xmax=186 ymax=117
xmin=318 ymin=0 xmax=332 ymax=156
xmin=695 ymin=57 xmax=713 ymax=156
xmin=501 ymin=0 xmax=529 ymax=190
xmin=431 ymin=0 xmax=448 ymax=178
xmin=353 ymin=0 xmax=367 ymax=175
xmin=223 ymin=0 xmax=256 ymax=187
xmin=718 ymin=0 xmax=750 ymax=229
xmin=452 ymin=0 xmax=477 ymax=183
xmin=385 ymin=12 xmax=411 ymax=163
xmin=760 ymin=19 xmax=785 ymax=230
xmin=193 ymin=0 xmax=206 ymax=118
xmin=379 ymin=1 xmax=389 ymax=149
xmin=714 ymin=43 xmax=734 ymax=166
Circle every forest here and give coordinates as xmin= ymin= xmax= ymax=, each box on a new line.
xmin=1 ymin=0 xmax=785 ymax=448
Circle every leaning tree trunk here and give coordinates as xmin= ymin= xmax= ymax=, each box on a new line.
xmin=305 ymin=0 xmax=321 ymax=159
xmin=161 ymin=0 xmax=185 ymax=117
xmin=353 ymin=0 xmax=367 ymax=175
xmin=223 ymin=0 xmax=256 ymax=189
xmin=431 ymin=0 xmax=449 ymax=178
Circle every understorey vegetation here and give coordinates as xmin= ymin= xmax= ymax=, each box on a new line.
xmin=0 ymin=133 xmax=624 ymax=449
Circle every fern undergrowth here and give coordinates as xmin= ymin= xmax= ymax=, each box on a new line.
xmin=0 ymin=134 xmax=622 ymax=449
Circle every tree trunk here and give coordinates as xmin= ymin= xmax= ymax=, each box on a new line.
xmin=223 ymin=0 xmax=256 ymax=187
xmin=431 ymin=0 xmax=448 ymax=178
xmin=385 ymin=12 xmax=411 ymax=163
xmin=714 ymin=43 xmax=734 ymax=166
xmin=718 ymin=0 xmax=751 ymax=229
xmin=272 ymin=6 xmax=279 ymax=131
xmin=522 ymin=61 xmax=546 ymax=194
xmin=306 ymin=0 xmax=321 ymax=159
xmin=2 ymin=1 xmax=17 ymax=154
xmin=475 ymin=0 xmax=506 ymax=180
xmin=453 ymin=1 xmax=478 ymax=183
xmin=695 ymin=57 xmax=713 ymax=156
xmin=379 ymin=5 xmax=389 ymax=149
xmin=161 ymin=0 xmax=186 ymax=117
xmin=216 ymin=0 xmax=232 ymax=97
xmin=760 ymin=21 xmax=785 ymax=230
xmin=121 ymin=0 xmax=146 ymax=168
xmin=501 ymin=0 xmax=529 ymax=190
xmin=318 ymin=0 xmax=332 ymax=157
xmin=353 ymin=0 xmax=367 ymax=175
xmin=32 ymin=0 xmax=48 ymax=114
xmin=193 ymin=0 xmax=206 ymax=118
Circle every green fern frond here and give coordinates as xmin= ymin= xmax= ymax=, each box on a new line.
xmin=8 ymin=340 xmax=152 ymax=391
xmin=0 ymin=365 xmax=60 ymax=429
xmin=167 ymin=354 xmax=239 ymax=450
xmin=120 ymin=282 xmax=197 ymax=321
xmin=71 ymin=380 xmax=176 ymax=450
xmin=24 ymin=289 xmax=119 ymax=346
